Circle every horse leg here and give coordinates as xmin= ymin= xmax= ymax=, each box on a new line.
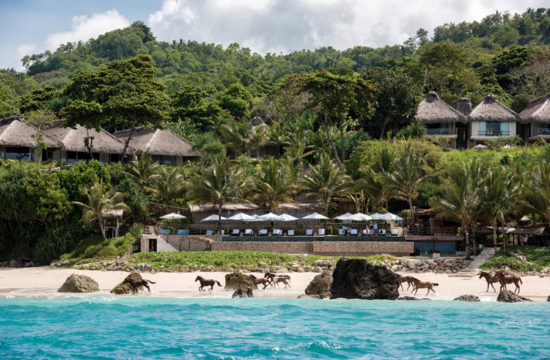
xmin=486 ymin=282 xmax=489 ymax=292
xmin=414 ymin=287 xmax=418 ymax=295
xmin=490 ymin=282 xmax=496 ymax=292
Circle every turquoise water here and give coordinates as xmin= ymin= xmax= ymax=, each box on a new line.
xmin=1 ymin=298 xmax=549 ymax=359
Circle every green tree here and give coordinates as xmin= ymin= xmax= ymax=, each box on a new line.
xmin=171 ymin=84 xmax=224 ymax=131
xmin=124 ymin=153 xmax=160 ymax=192
xmin=151 ymin=167 xmax=186 ymax=208
xmin=252 ymin=159 xmax=292 ymax=212
xmin=522 ymin=160 xmax=550 ymax=226
xmin=219 ymin=83 xmax=253 ymax=118
xmin=72 ymin=181 xmax=130 ymax=240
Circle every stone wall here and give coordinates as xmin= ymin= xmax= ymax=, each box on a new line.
xmin=212 ymin=241 xmax=313 ymax=254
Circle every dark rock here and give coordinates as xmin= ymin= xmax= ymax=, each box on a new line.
xmin=397 ymin=296 xmax=431 ymax=301
xmin=454 ymin=295 xmax=480 ymax=302
xmin=497 ymin=290 xmax=531 ymax=303
xmin=547 ymin=295 xmax=550 ymax=302
xmin=224 ymin=271 xmax=255 ymax=290
xmin=298 ymin=294 xmax=322 ymax=299
xmin=232 ymin=287 xmax=254 ymax=298
xmin=330 ymin=258 xmax=400 ymax=300
xmin=111 ymin=273 xmax=146 ymax=294
xmin=58 ymin=274 xmax=99 ymax=293
xmin=305 ymin=271 xmax=332 ymax=299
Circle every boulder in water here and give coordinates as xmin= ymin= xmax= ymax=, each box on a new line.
xmin=330 ymin=258 xmax=400 ymax=300
xmin=111 ymin=272 xmax=145 ymax=295
xmin=58 ymin=274 xmax=99 ymax=293
xmin=397 ymin=296 xmax=431 ymax=301
xmin=224 ymin=271 xmax=254 ymax=290
xmin=232 ymin=287 xmax=254 ymax=298
xmin=305 ymin=271 xmax=332 ymax=299
xmin=497 ymin=290 xmax=531 ymax=303
xmin=454 ymin=295 xmax=480 ymax=302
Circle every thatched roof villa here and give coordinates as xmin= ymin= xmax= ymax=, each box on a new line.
xmin=46 ymin=123 xmax=129 ymax=163
xmin=519 ymin=93 xmax=550 ymax=143
xmin=468 ymin=94 xmax=519 ymax=146
xmin=0 ymin=115 xmax=63 ymax=161
xmin=415 ymin=92 xmax=467 ymax=148
xmin=114 ymin=127 xmax=200 ymax=166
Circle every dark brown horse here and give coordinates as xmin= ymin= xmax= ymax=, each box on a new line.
xmin=478 ymin=271 xmax=499 ymax=292
xmin=123 ymin=278 xmax=156 ymax=294
xmin=398 ymin=275 xmax=418 ymax=290
xmin=248 ymin=275 xmax=271 ymax=290
xmin=409 ymin=278 xmax=438 ymax=295
xmin=264 ymin=272 xmax=291 ymax=287
xmin=494 ymin=271 xmax=522 ymax=293
xmin=195 ymin=276 xmax=222 ymax=292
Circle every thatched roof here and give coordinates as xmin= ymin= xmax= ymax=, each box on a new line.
xmin=416 ymin=92 xmax=467 ymax=124
xmin=468 ymin=94 xmax=519 ymax=122
xmin=519 ymin=93 xmax=550 ymax=124
xmin=46 ymin=124 xmax=128 ymax=153
xmin=506 ymin=226 xmax=546 ymax=236
xmin=114 ymin=127 xmax=200 ymax=157
xmin=0 ymin=115 xmax=63 ymax=148
xmin=189 ymin=201 xmax=321 ymax=213
xmin=456 ymin=98 xmax=472 ymax=116
xmin=251 ymin=115 xmax=268 ymax=127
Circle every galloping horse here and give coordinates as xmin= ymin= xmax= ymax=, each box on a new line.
xmin=264 ymin=272 xmax=291 ymax=288
xmin=123 ymin=278 xmax=156 ymax=294
xmin=409 ymin=278 xmax=438 ymax=295
xmin=248 ymin=275 xmax=271 ymax=290
xmin=494 ymin=271 xmax=522 ymax=293
xmin=398 ymin=275 xmax=418 ymax=290
xmin=478 ymin=271 xmax=499 ymax=292
xmin=195 ymin=276 xmax=222 ymax=292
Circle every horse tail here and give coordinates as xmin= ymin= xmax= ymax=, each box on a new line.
xmin=433 ymin=283 xmax=439 ymax=286
xmin=216 ymin=281 xmax=222 ymax=287
xmin=147 ymin=280 xmax=156 ymax=284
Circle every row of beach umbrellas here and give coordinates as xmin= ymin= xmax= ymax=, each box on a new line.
xmin=198 ymin=211 xmax=402 ymax=223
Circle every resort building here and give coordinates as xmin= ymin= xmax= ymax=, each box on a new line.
xmin=114 ymin=127 xmax=200 ymax=166
xmin=0 ymin=115 xmax=63 ymax=161
xmin=415 ymin=92 xmax=467 ymax=148
xmin=519 ymin=93 xmax=550 ymax=143
xmin=46 ymin=124 xmax=129 ymax=163
xmin=467 ymin=94 xmax=519 ymax=146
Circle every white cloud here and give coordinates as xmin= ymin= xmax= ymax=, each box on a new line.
xmin=148 ymin=0 xmax=549 ymax=54
xmin=17 ymin=43 xmax=36 ymax=59
xmin=45 ymin=9 xmax=130 ymax=50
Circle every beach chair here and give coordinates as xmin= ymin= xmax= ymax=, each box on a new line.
xmin=258 ymin=229 xmax=268 ymax=236
xmin=205 ymin=229 xmax=214 ymax=236
xmin=306 ymin=229 xmax=313 ymax=236
xmin=361 ymin=229 xmax=367 ymax=236
xmin=272 ymin=228 xmax=282 ymax=236
xmin=287 ymin=229 xmax=295 ymax=236
xmin=244 ymin=229 xmax=254 ymax=236
xmin=349 ymin=229 xmax=358 ymax=236
xmin=317 ymin=228 xmax=325 ymax=236
xmin=338 ymin=228 xmax=346 ymax=236
xmin=231 ymin=229 xmax=240 ymax=236
xmin=391 ymin=229 xmax=398 ymax=236
xmin=379 ymin=229 xmax=387 ymax=236
xmin=218 ymin=229 xmax=225 ymax=235
xmin=159 ymin=229 xmax=171 ymax=235
xmin=176 ymin=229 xmax=189 ymax=235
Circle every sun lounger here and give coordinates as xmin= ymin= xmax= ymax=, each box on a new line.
xmin=317 ymin=228 xmax=325 ymax=236
xmin=159 ymin=229 xmax=171 ymax=235
xmin=176 ymin=229 xmax=189 ymax=235
xmin=244 ymin=229 xmax=254 ymax=236
xmin=391 ymin=229 xmax=398 ymax=236
xmin=338 ymin=228 xmax=346 ymax=235
xmin=258 ymin=229 xmax=268 ymax=236
xmin=231 ymin=229 xmax=240 ymax=236
xmin=379 ymin=229 xmax=387 ymax=236
xmin=205 ymin=229 xmax=214 ymax=236
xmin=287 ymin=229 xmax=295 ymax=236
xmin=218 ymin=229 xmax=225 ymax=235
xmin=306 ymin=229 xmax=313 ymax=236
xmin=273 ymin=229 xmax=283 ymax=236
xmin=349 ymin=229 xmax=358 ymax=236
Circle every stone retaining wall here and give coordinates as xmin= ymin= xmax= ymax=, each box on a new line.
xmin=212 ymin=241 xmax=313 ymax=254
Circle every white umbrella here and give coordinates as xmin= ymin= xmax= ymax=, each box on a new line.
xmin=348 ymin=213 xmax=372 ymax=221
xmin=160 ymin=212 xmax=186 ymax=220
xmin=301 ymin=212 xmax=329 ymax=220
xmin=370 ymin=212 xmax=402 ymax=221
xmin=334 ymin=212 xmax=353 ymax=221
xmin=200 ymin=214 xmax=227 ymax=222
xmin=257 ymin=212 xmax=282 ymax=221
xmin=276 ymin=213 xmax=298 ymax=221
xmin=227 ymin=212 xmax=257 ymax=221
xmin=473 ymin=144 xmax=488 ymax=149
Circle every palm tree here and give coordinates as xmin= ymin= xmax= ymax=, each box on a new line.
xmin=124 ymin=153 xmax=160 ymax=192
xmin=430 ymin=160 xmax=483 ymax=260
xmin=522 ymin=160 xmax=550 ymax=226
xmin=357 ymin=147 xmax=395 ymax=212
xmin=301 ymin=153 xmax=351 ymax=215
xmin=247 ymin=125 xmax=268 ymax=158
xmin=480 ymin=166 xmax=521 ymax=254
xmin=252 ymin=159 xmax=292 ymax=212
xmin=268 ymin=121 xmax=290 ymax=156
xmin=151 ymin=167 xmax=186 ymax=208
xmin=217 ymin=119 xmax=250 ymax=156
xmin=187 ymin=156 xmax=248 ymax=227
xmin=72 ymin=182 xmax=130 ymax=240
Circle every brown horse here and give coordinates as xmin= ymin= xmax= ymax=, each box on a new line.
xmin=264 ymin=272 xmax=291 ymax=287
xmin=124 ymin=278 xmax=156 ymax=294
xmin=409 ymin=278 xmax=438 ymax=295
xmin=195 ymin=276 xmax=222 ymax=292
xmin=248 ymin=275 xmax=271 ymax=290
xmin=494 ymin=271 xmax=522 ymax=293
xmin=398 ymin=275 xmax=418 ymax=290
xmin=478 ymin=271 xmax=499 ymax=292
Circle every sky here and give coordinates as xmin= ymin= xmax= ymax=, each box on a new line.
xmin=0 ymin=0 xmax=548 ymax=71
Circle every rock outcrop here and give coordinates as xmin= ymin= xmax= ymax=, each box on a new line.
xmin=330 ymin=258 xmax=400 ymax=300
xmin=224 ymin=271 xmax=255 ymax=290
xmin=390 ymin=258 xmax=471 ymax=273
xmin=453 ymin=295 xmax=480 ymax=302
xmin=305 ymin=271 xmax=332 ymax=299
xmin=58 ymin=274 xmax=99 ymax=293
xmin=497 ymin=290 xmax=531 ymax=303
xmin=397 ymin=296 xmax=431 ymax=301
xmin=111 ymin=272 xmax=145 ymax=295
xmin=232 ymin=287 xmax=254 ymax=298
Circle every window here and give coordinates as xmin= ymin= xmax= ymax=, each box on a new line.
xmin=3 ymin=147 xmax=33 ymax=161
xmin=478 ymin=122 xmax=509 ymax=136
xmin=152 ymin=155 xmax=176 ymax=166
xmin=426 ymin=123 xmax=450 ymax=135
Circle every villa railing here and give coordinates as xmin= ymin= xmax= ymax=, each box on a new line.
xmin=477 ymin=130 xmax=510 ymax=137
xmin=531 ymin=128 xmax=550 ymax=137
xmin=426 ymin=129 xmax=455 ymax=135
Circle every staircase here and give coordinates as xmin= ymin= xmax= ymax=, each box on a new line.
xmin=450 ymin=247 xmax=496 ymax=277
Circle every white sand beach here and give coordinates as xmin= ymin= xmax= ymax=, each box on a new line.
xmin=0 ymin=267 xmax=548 ymax=301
